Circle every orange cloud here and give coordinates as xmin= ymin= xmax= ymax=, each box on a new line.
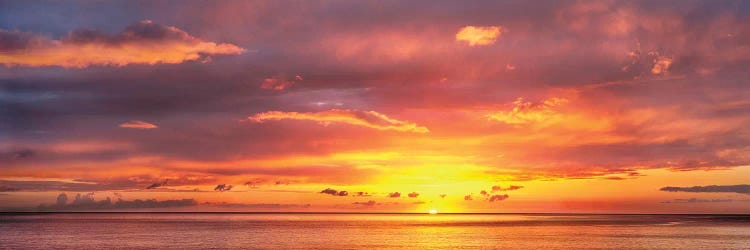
xmin=486 ymin=97 xmax=568 ymax=125
xmin=651 ymin=56 xmax=673 ymax=74
xmin=248 ymin=109 xmax=429 ymax=133
xmin=260 ymin=75 xmax=302 ymax=90
xmin=455 ymin=26 xmax=503 ymax=46
xmin=119 ymin=120 xmax=158 ymax=129
xmin=0 ymin=20 xmax=244 ymax=68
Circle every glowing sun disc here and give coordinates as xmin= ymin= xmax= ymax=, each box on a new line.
xmin=429 ymin=209 xmax=438 ymax=214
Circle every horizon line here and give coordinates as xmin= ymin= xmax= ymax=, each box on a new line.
xmin=1 ymin=211 xmax=749 ymax=216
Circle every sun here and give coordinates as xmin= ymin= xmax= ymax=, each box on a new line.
xmin=428 ymin=209 xmax=438 ymax=214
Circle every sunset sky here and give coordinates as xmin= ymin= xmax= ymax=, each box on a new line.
xmin=1 ymin=0 xmax=750 ymax=213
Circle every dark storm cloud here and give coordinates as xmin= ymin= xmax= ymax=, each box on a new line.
xmin=660 ymin=185 xmax=750 ymax=195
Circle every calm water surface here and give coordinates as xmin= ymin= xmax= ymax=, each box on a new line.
xmin=1 ymin=213 xmax=749 ymax=249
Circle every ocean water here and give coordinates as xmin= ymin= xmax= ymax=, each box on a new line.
xmin=1 ymin=213 xmax=749 ymax=249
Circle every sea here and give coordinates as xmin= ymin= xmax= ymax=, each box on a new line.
xmin=1 ymin=213 xmax=748 ymax=249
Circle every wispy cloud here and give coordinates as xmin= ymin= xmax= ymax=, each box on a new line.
xmin=119 ymin=120 xmax=158 ymax=129
xmin=248 ymin=109 xmax=429 ymax=133
xmin=486 ymin=97 xmax=568 ymax=125
xmin=0 ymin=20 xmax=244 ymax=68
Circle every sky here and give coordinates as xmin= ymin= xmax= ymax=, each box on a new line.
xmin=1 ymin=0 xmax=750 ymax=213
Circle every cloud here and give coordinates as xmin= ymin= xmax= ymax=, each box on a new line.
xmin=0 ymin=185 xmax=20 ymax=192
xmin=260 ymin=76 xmax=302 ymax=91
xmin=248 ymin=109 xmax=429 ymax=133
xmin=486 ymin=97 xmax=568 ymax=125
xmin=214 ymin=184 xmax=233 ymax=191
xmin=0 ymin=179 xmax=103 ymax=192
xmin=119 ymin=120 xmax=158 ymax=129
xmin=37 ymin=193 xmax=197 ymax=211
xmin=650 ymin=55 xmax=673 ymax=74
xmin=661 ymin=198 xmax=736 ymax=203
xmin=455 ymin=26 xmax=502 ymax=46
xmin=0 ymin=20 xmax=244 ymax=68
xmin=352 ymin=200 xmax=377 ymax=206
xmin=491 ymin=185 xmax=523 ymax=192
xmin=489 ymin=194 xmax=509 ymax=202
xmin=660 ymin=185 xmax=750 ymax=195
xmin=388 ymin=192 xmax=401 ymax=198
xmin=205 ymin=202 xmax=311 ymax=209
xmin=439 ymin=194 xmax=446 ymax=198
xmin=145 ymin=180 xmax=168 ymax=189
xmin=320 ymin=188 xmax=348 ymax=196
xmin=407 ymin=192 xmax=419 ymax=198
xmin=464 ymin=195 xmax=473 ymax=201
xmin=244 ymin=178 xmax=267 ymax=188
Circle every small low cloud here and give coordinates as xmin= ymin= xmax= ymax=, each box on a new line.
xmin=260 ymin=75 xmax=302 ymax=91
xmin=491 ymin=185 xmax=523 ymax=192
xmin=145 ymin=180 xmax=168 ymax=189
xmin=439 ymin=194 xmax=447 ymax=198
xmin=119 ymin=120 xmax=158 ymax=129
xmin=214 ymin=184 xmax=233 ymax=191
xmin=464 ymin=195 xmax=473 ymax=201
xmin=248 ymin=109 xmax=429 ymax=133
xmin=660 ymin=185 xmax=750 ymax=195
xmin=489 ymin=194 xmax=509 ymax=202
xmin=388 ymin=192 xmax=401 ymax=198
xmin=407 ymin=192 xmax=419 ymax=198
xmin=456 ymin=25 xmax=503 ymax=46
xmin=352 ymin=200 xmax=377 ymax=206
xmin=320 ymin=188 xmax=348 ymax=196
xmin=244 ymin=178 xmax=266 ymax=188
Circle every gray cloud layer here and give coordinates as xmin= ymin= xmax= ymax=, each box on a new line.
xmin=660 ymin=185 xmax=750 ymax=195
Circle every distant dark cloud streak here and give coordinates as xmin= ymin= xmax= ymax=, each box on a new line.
xmin=660 ymin=185 xmax=750 ymax=195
